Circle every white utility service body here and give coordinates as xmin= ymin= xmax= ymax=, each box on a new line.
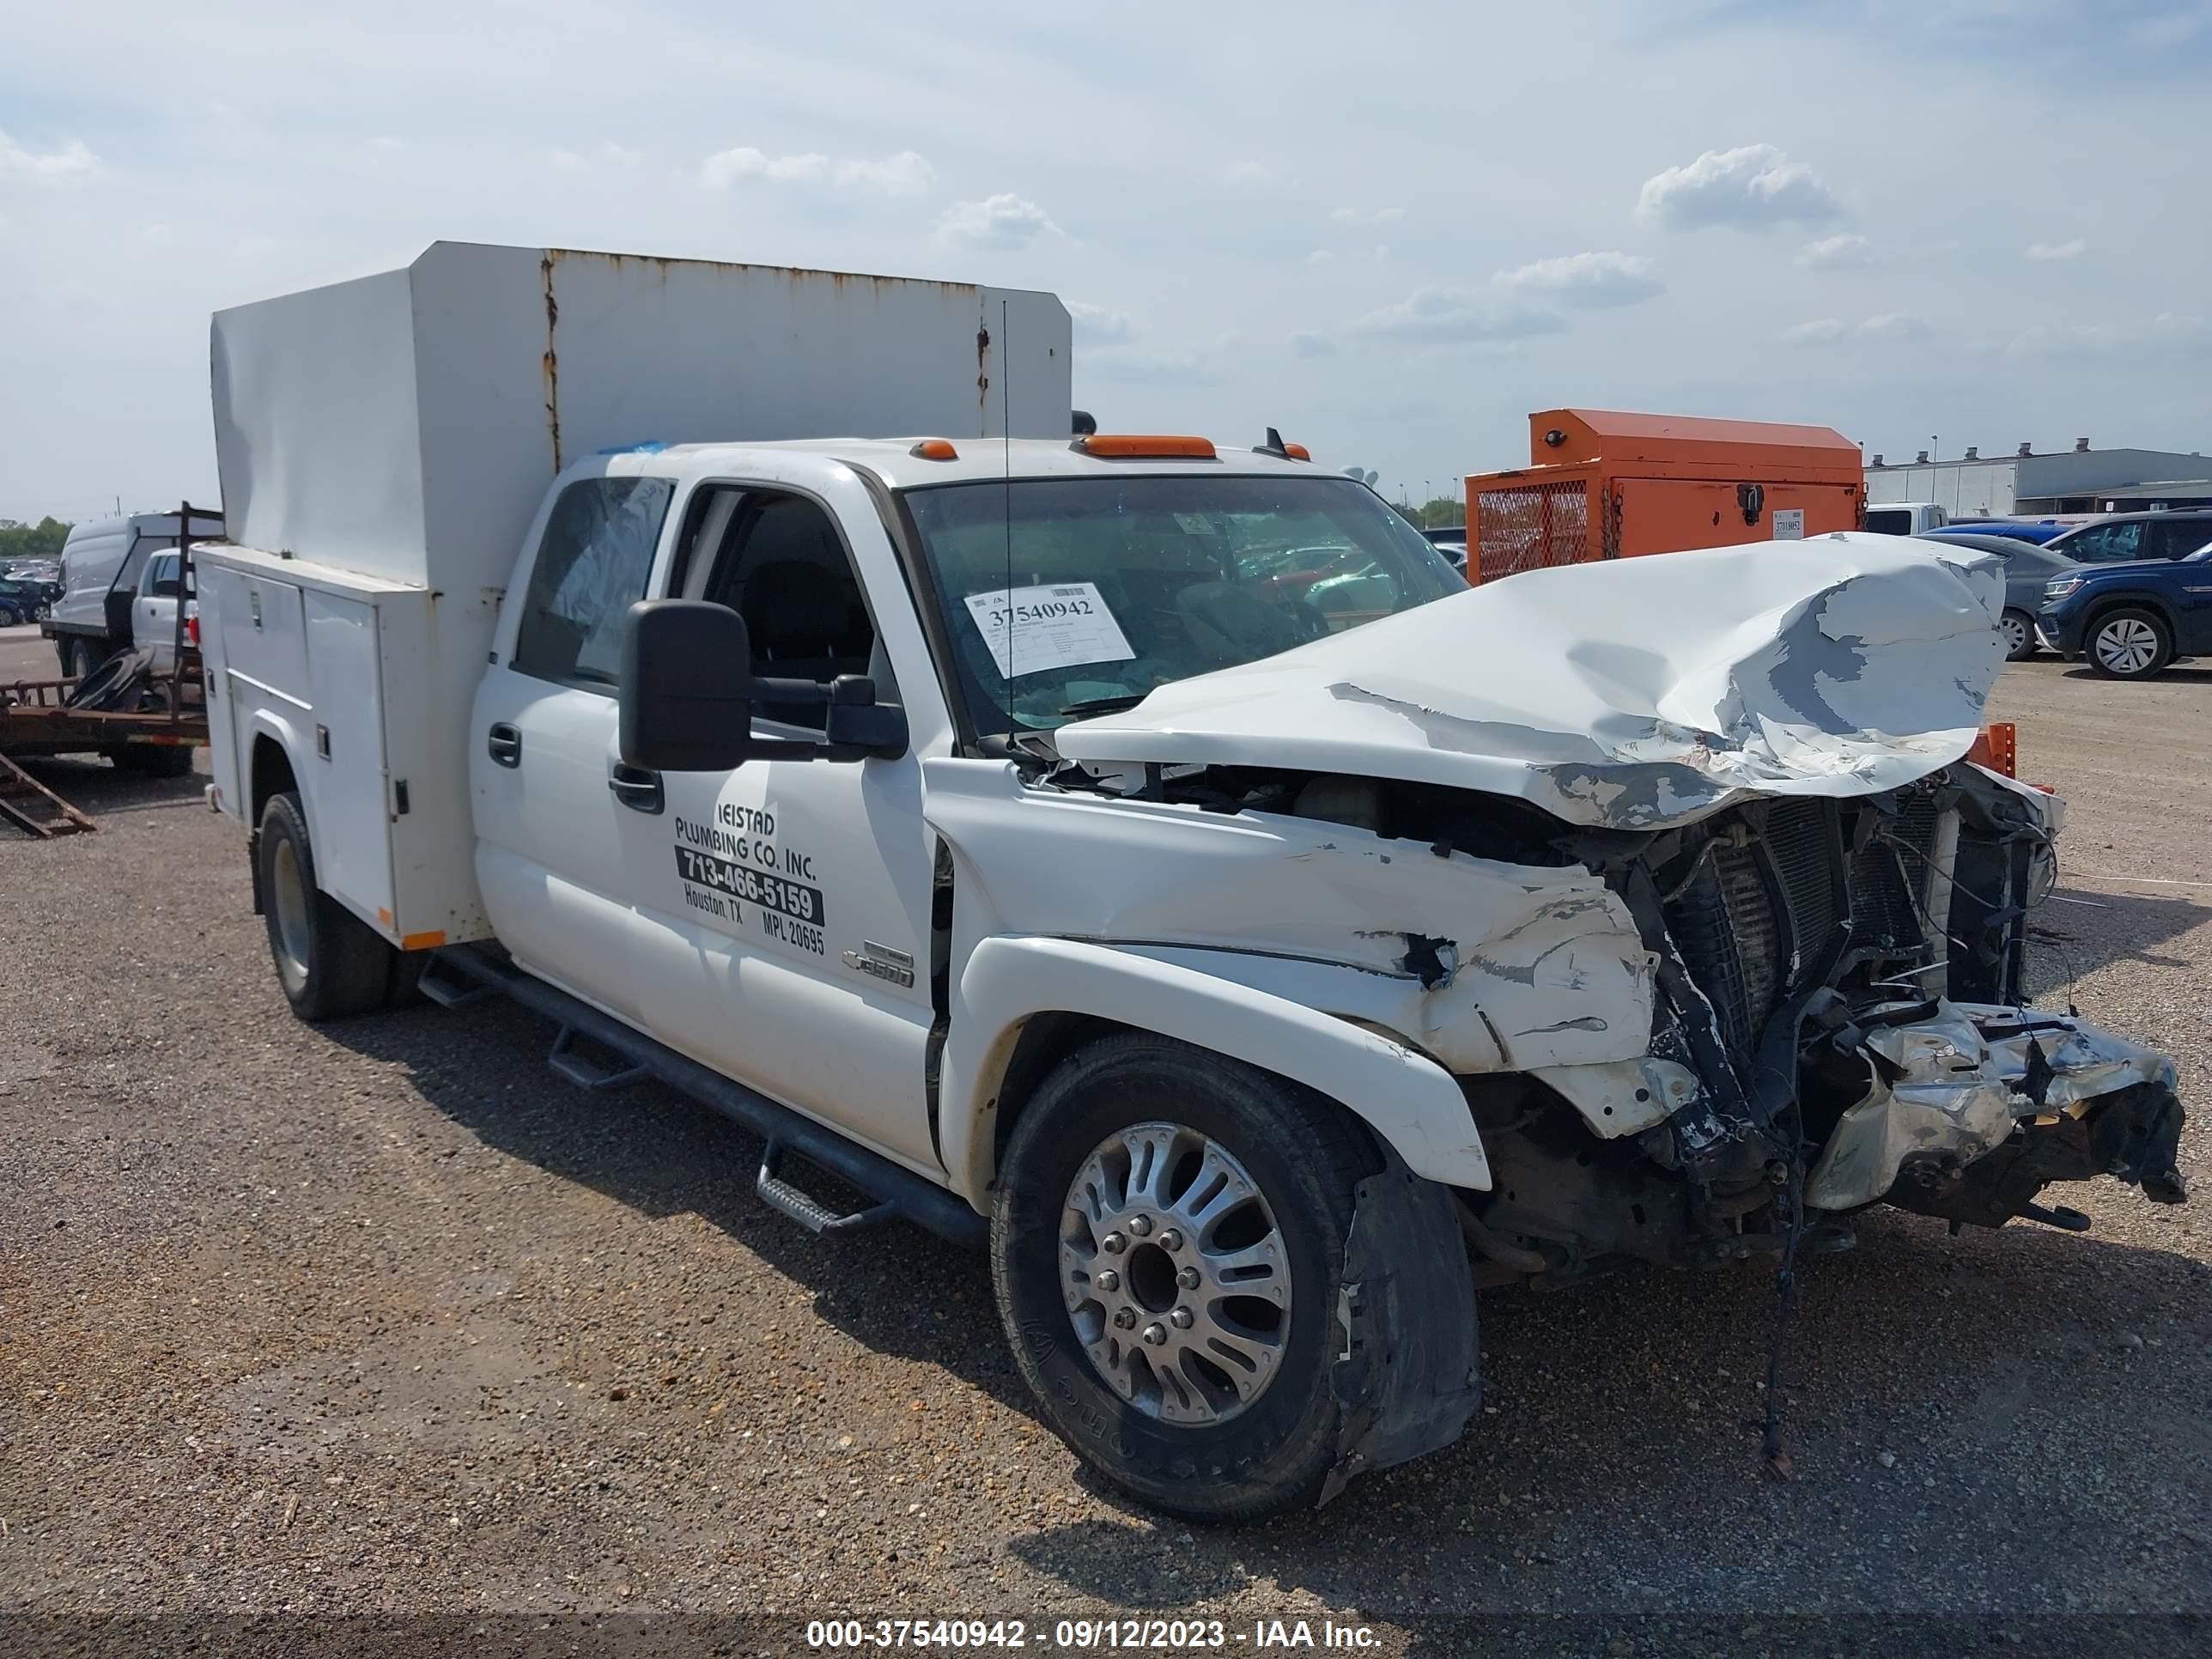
xmin=197 ymin=243 xmax=2187 ymax=1522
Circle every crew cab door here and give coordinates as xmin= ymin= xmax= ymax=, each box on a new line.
xmin=471 ymin=466 xmax=678 ymax=1021
xmin=615 ymin=468 xmax=946 ymax=1174
xmin=131 ymin=550 xmax=193 ymax=673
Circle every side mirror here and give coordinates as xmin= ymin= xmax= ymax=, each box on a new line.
xmin=617 ymin=599 xmax=912 ymax=771
xmin=150 ymin=577 xmax=185 ymax=599
xmin=619 ymin=599 xmax=756 ymax=771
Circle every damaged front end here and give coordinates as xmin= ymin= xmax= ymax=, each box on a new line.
xmin=1486 ymin=759 xmax=2192 ymax=1282
xmin=1041 ymin=536 xmax=2190 ymax=1285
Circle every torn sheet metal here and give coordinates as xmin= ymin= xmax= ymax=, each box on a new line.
xmin=923 ymin=757 xmax=1656 ymax=1074
xmin=1805 ymin=1002 xmax=2179 ymax=1211
xmin=1054 ymin=535 xmax=2008 ymax=831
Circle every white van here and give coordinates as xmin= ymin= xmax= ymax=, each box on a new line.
xmin=44 ymin=507 xmax=223 ymax=677
xmin=1863 ymin=501 xmax=1948 ymax=536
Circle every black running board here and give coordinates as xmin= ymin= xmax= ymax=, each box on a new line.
xmin=429 ymin=945 xmax=984 ymax=1245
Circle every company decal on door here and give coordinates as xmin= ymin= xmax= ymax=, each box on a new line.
xmin=672 ymin=805 xmax=827 ymax=957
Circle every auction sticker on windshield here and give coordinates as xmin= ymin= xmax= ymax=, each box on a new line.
xmin=963 ymin=582 xmax=1135 ymax=678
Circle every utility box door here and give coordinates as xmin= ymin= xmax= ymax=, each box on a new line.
xmin=1612 ymin=479 xmax=1860 ymax=557
xmin=303 ymin=590 xmax=395 ymax=932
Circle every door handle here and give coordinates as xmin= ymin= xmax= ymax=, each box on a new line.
xmin=608 ymin=761 xmax=664 ymax=815
xmin=487 ymin=722 xmax=522 ymax=768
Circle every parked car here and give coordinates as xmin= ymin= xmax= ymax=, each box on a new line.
xmin=42 ymin=507 xmax=222 ymax=677
xmin=0 ymin=574 xmax=52 ymax=627
xmin=2044 ymin=510 xmax=2212 ymax=568
xmin=1936 ymin=519 xmax=2073 ymax=546
xmin=1419 ymin=525 xmax=1469 ymax=574
xmin=130 ymin=550 xmax=197 ymax=673
xmin=1864 ymin=502 xmax=1948 ymax=536
xmin=1914 ymin=532 xmax=2079 ymax=659
xmin=2038 ymin=540 xmax=2212 ymax=679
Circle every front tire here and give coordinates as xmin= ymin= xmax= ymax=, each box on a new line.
xmin=2087 ymin=607 xmax=2172 ymax=679
xmin=992 ymin=1033 xmax=1381 ymax=1522
xmin=258 ymin=791 xmax=399 ymax=1021
xmin=1999 ymin=608 xmax=2036 ymax=661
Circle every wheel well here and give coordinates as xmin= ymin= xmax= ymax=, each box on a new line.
xmin=250 ymin=733 xmax=298 ymax=826
xmin=991 ymin=1012 xmax=1126 ymax=1167
xmin=2081 ymin=593 xmax=2175 ymax=636
xmin=983 ymin=1010 xmax=1398 ymax=1184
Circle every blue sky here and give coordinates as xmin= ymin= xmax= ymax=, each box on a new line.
xmin=3 ymin=0 xmax=2208 ymax=520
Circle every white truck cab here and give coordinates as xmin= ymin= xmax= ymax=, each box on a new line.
xmin=46 ymin=507 xmax=223 ymax=677
xmin=1864 ymin=501 xmax=1948 ymax=536
xmin=197 ymin=245 xmax=2188 ymax=1522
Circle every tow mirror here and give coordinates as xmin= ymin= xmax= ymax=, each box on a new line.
xmin=619 ymin=600 xmax=755 ymax=771
xmin=618 ymin=599 xmax=910 ymax=771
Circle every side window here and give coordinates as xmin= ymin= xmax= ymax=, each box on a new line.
xmin=695 ymin=489 xmax=877 ymax=728
xmin=2152 ymin=519 xmax=2212 ymax=560
xmin=512 ymin=476 xmax=675 ymax=691
xmin=142 ymin=553 xmax=180 ymax=596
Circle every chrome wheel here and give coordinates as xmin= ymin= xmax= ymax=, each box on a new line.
xmin=2094 ymin=616 xmax=2160 ymax=676
xmin=1999 ymin=611 xmax=2030 ymax=659
xmin=1059 ymin=1121 xmax=1290 ymax=1425
xmin=270 ymin=834 xmax=313 ymax=991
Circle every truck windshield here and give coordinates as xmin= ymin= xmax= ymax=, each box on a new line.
xmin=902 ymin=475 xmax=1462 ymax=733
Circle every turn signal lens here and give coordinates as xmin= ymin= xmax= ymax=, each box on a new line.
xmin=909 ymin=439 xmax=959 ymax=461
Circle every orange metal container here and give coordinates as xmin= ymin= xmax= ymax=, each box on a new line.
xmin=1466 ymin=408 xmax=1866 ymax=583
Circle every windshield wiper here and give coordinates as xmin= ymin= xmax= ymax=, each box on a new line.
xmin=1058 ymin=693 xmax=1151 ymax=719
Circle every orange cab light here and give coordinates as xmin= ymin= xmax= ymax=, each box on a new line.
xmin=1073 ymin=434 xmax=1218 ymax=459
xmin=909 ymin=438 xmax=960 ymax=461
xmin=1283 ymin=442 xmax=1311 ymax=462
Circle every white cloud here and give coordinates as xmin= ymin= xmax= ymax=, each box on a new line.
xmin=1083 ymin=345 xmax=1218 ymax=386
xmin=698 ymin=146 xmax=933 ymax=194
xmin=939 ymin=192 xmax=1063 ymax=249
xmin=1306 ymin=249 xmax=1334 ymax=265
xmin=2026 ymin=238 xmax=2086 ymax=262
xmin=1352 ymin=288 xmax=1565 ymax=344
xmin=1291 ymin=331 xmax=1335 ymax=359
xmin=1796 ymin=232 xmax=1875 ymax=270
xmin=1067 ymin=301 xmax=1133 ymax=344
xmin=1218 ymin=161 xmax=1275 ymax=187
xmin=1635 ymin=143 xmax=1840 ymax=229
xmin=1329 ymin=205 xmax=1404 ymax=226
xmin=1781 ymin=317 xmax=1849 ymax=344
xmin=1782 ymin=313 xmax=1931 ymax=344
xmin=2009 ymin=311 xmax=2208 ymax=355
xmin=1492 ymin=250 xmax=1662 ymax=308
xmin=0 ymin=130 xmax=100 ymax=180
xmin=1858 ymin=312 xmax=1932 ymax=341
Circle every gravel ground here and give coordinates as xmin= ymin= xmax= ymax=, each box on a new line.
xmin=3 ymin=649 xmax=2208 ymax=1656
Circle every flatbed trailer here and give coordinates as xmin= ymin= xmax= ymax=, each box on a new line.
xmin=0 ymin=666 xmax=207 ymax=758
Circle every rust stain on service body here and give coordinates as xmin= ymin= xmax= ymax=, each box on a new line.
xmin=540 ymin=252 xmax=562 ymax=472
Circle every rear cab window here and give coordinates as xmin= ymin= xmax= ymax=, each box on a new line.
xmin=511 ymin=475 xmax=676 ymax=691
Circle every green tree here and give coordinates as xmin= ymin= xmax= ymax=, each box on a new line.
xmin=1407 ymin=495 xmax=1463 ymax=531
xmin=0 ymin=517 xmax=73 ymax=562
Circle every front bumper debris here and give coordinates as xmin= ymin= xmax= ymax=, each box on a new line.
xmin=1806 ymin=1001 xmax=2187 ymax=1222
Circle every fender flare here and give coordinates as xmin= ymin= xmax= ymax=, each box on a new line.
xmin=940 ymin=934 xmax=1492 ymax=1203
xmin=242 ymin=708 xmax=319 ymax=854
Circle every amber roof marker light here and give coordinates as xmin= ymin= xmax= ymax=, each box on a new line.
xmin=908 ymin=438 xmax=960 ymax=460
xmin=1070 ymin=434 xmax=1218 ymax=459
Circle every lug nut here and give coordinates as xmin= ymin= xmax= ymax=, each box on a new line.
xmin=1095 ymin=1268 xmax=1120 ymax=1292
xmin=1101 ymin=1231 xmax=1127 ymax=1255
xmin=1128 ymin=1215 xmax=1153 ymax=1237
xmin=1170 ymin=1306 xmax=1194 ymax=1330
xmin=1176 ymin=1266 xmax=1201 ymax=1290
xmin=1141 ymin=1322 xmax=1168 ymax=1346
xmin=1157 ymin=1229 xmax=1183 ymax=1251
xmin=1113 ymin=1307 xmax=1137 ymax=1329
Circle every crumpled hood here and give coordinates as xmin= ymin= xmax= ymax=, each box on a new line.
xmin=1054 ymin=533 xmax=2008 ymax=830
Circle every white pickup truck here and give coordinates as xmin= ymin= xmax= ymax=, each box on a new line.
xmin=197 ymin=243 xmax=2187 ymax=1522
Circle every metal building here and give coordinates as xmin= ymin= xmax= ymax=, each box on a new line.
xmin=1865 ymin=440 xmax=2212 ymax=517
